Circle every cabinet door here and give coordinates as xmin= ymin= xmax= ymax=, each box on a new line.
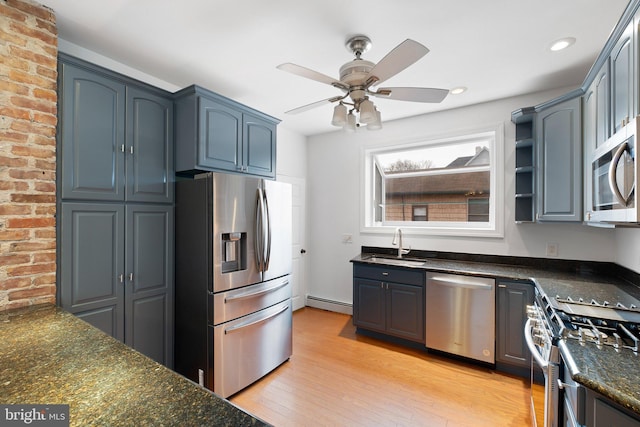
xmin=611 ymin=22 xmax=634 ymax=134
xmin=536 ymin=96 xmax=582 ymax=221
xmin=125 ymin=204 xmax=174 ymax=367
xmin=60 ymin=63 xmax=126 ymax=201
xmin=59 ymin=203 xmax=125 ymax=341
xmin=198 ymin=97 xmax=243 ymax=173
xmin=496 ymin=281 xmax=534 ymax=367
xmin=126 ymin=87 xmax=174 ymax=203
xmin=594 ymin=63 xmax=611 ymax=149
xmin=353 ymin=278 xmax=386 ymax=332
xmin=387 ymin=282 xmax=424 ymax=343
xmin=243 ymin=113 xmax=276 ymax=178
xmin=587 ymin=389 xmax=640 ymax=427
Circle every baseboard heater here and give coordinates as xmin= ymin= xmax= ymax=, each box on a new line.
xmin=306 ymin=295 xmax=352 ymax=315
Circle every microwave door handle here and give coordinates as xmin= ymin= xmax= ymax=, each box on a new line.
xmin=608 ymin=142 xmax=630 ymax=206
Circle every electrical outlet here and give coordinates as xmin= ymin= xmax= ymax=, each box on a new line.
xmin=546 ymin=242 xmax=559 ymax=257
xmin=342 ymin=234 xmax=353 ymax=244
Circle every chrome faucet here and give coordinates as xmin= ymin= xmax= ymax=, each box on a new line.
xmin=392 ymin=228 xmax=410 ymax=258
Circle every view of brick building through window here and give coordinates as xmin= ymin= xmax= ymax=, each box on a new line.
xmin=379 ymin=146 xmax=490 ymax=223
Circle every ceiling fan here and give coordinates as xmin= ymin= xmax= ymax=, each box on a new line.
xmin=277 ymin=35 xmax=449 ymax=130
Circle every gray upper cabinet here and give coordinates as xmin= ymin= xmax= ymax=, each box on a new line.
xmin=584 ymin=63 xmax=610 ymax=153
xmin=59 ymin=63 xmax=126 ymax=201
xmin=126 ymin=87 xmax=174 ymax=203
xmin=611 ymin=21 xmax=635 ymax=134
xmin=59 ymin=57 xmax=174 ymax=203
xmin=535 ymin=96 xmax=582 ymax=222
xmin=174 ymin=85 xmax=279 ymax=179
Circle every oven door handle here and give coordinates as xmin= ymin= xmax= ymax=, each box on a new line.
xmin=524 ymin=318 xmax=549 ymax=372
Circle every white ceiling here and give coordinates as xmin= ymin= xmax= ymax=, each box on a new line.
xmin=39 ymin=0 xmax=630 ymax=136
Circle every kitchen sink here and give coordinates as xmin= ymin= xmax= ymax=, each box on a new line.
xmin=361 ymin=254 xmax=427 ymax=267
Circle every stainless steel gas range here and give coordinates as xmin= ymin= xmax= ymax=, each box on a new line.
xmin=526 ymin=285 xmax=640 ymax=427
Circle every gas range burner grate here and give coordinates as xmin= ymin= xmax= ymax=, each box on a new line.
xmin=556 ymin=295 xmax=639 ymax=312
xmin=560 ymin=313 xmax=640 ymax=354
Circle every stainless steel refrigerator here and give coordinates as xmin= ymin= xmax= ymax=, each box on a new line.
xmin=174 ymin=172 xmax=292 ymax=398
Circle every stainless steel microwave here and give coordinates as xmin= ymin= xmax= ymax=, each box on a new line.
xmin=587 ymin=117 xmax=638 ymax=223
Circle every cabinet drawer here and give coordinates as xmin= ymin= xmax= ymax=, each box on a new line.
xmin=353 ymin=264 xmax=424 ymax=286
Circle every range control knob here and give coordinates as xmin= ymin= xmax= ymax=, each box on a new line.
xmin=533 ymin=333 xmax=546 ymax=346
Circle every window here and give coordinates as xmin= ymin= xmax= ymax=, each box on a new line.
xmin=363 ymin=127 xmax=504 ymax=237
xmin=412 ymin=205 xmax=428 ymax=221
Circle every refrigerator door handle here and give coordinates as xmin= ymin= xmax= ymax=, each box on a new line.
xmin=263 ymin=189 xmax=272 ymax=271
xmin=254 ymin=188 xmax=265 ymax=272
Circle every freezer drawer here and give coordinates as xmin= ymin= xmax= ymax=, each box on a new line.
xmin=211 ymin=299 xmax=292 ymax=397
xmin=210 ymin=275 xmax=291 ymax=325
xmin=426 ymin=273 xmax=495 ymax=364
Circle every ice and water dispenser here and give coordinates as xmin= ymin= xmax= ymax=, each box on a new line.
xmin=221 ymin=232 xmax=246 ymax=273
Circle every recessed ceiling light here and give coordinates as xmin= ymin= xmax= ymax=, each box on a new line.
xmin=450 ymin=87 xmax=467 ymax=95
xmin=550 ymin=37 xmax=576 ymax=52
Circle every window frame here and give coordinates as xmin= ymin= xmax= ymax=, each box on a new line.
xmin=360 ymin=125 xmax=504 ymax=238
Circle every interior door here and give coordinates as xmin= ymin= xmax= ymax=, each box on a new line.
xmin=279 ymin=175 xmax=306 ymax=311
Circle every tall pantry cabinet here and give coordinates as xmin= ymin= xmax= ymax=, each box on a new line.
xmin=56 ymin=54 xmax=174 ymax=367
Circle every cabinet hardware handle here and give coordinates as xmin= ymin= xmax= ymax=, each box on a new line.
xmin=128 ymin=273 xmax=134 ymax=281
xmin=118 ymin=273 xmax=124 ymax=283
xmin=120 ymin=144 xmax=125 ymax=153
xmin=498 ymin=284 xmax=507 ymax=288
xmin=130 ymin=146 xmax=134 ymax=155
xmin=382 ymin=272 xmax=389 ymax=276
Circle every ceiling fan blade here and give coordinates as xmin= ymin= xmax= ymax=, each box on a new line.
xmin=277 ymin=63 xmax=343 ymax=87
xmin=374 ymin=87 xmax=449 ymax=103
xmin=367 ymin=39 xmax=430 ymax=85
xmin=284 ymin=96 xmax=343 ymax=115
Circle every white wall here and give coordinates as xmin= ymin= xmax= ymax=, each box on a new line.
xmin=306 ymin=87 xmax=620 ymax=307
xmin=615 ymin=228 xmax=640 ymax=273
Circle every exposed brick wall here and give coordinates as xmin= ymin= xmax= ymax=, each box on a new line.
xmin=0 ymin=0 xmax=58 ymax=311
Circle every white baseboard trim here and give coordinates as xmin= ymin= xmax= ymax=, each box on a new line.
xmin=305 ymin=295 xmax=353 ymax=315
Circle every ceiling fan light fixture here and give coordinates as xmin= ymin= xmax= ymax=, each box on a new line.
xmin=345 ymin=111 xmax=357 ymax=132
xmin=359 ymin=99 xmax=376 ymax=124
xmin=367 ymin=109 xmax=382 ymax=131
xmin=331 ymin=103 xmax=347 ymax=126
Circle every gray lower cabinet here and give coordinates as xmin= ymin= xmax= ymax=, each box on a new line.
xmin=58 ymin=55 xmax=174 ymax=203
xmin=496 ymin=280 xmax=534 ymax=374
xmin=174 ymin=85 xmax=279 ymax=178
xmin=586 ymin=388 xmax=640 ymax=426
xmin=535 ymin=96 xmax=582 ymax=222
xmin=59 ymin=202 xmax=174 ymax=367
xmin=353 ymin=264 xmax=425 ymax=343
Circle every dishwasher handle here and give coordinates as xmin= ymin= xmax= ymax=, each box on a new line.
xmin=428 ymin=276 xmax=494 ymax=290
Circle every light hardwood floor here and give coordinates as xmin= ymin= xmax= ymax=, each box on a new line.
xmin=231 ymin=307 xmax=541 ymax=427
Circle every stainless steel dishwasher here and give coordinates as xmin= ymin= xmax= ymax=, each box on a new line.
xmin=425 ymin=272 xmax=495 ymax=364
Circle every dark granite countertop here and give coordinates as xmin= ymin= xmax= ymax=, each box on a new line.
xmin=352 ymin=247 xmax=640 ymax=416
xmin=560 ymin=339 xmax=640 ymax=416
xmin=0 ymin=304 xmax=270 ymax=427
